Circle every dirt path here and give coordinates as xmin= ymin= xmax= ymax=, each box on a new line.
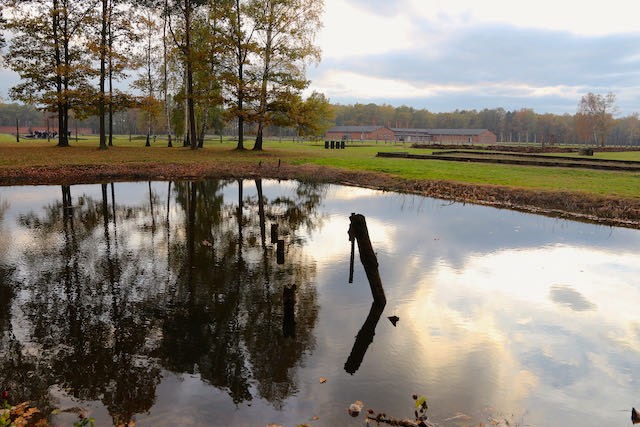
xmin=1 ymin=161 xmax=639 ymax=229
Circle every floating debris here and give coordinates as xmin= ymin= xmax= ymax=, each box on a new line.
xmin=388 ymin=315 xmax=400 ymax=326
xmin=348 ymin=400 xmax=364 ymax=417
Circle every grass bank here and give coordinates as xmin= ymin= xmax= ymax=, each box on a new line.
xmin=1 ymin=134 xmax=640 ymax=228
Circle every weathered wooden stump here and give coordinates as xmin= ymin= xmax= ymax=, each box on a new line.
xmin=348 ymin=213 xmax=386 ymax=304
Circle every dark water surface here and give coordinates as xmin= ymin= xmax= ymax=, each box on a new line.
xmin=1 ymin=180 xmax=640 ymax=426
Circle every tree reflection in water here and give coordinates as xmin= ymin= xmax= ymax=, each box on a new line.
xmin=0 ymin=179 xmax=325 ymax=424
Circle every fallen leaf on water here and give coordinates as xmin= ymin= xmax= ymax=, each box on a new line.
xmin=312 ymin=415 xmax=319 ymax=420
xmin=348 ymin=400 xmax=363 ymax=417
xmin=319 ymin=377 xmax=327 ymax=384
xmin=633 ymin=407 xmax=640 ymax=424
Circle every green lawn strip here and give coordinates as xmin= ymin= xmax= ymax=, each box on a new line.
xmin=288 ymin=151 xmax=640 ymax=199
xmin=2 ymin=135 xmax=640 ymax=200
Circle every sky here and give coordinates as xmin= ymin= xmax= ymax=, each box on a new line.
xmin=1 ymin=0 xmax=640 ymax=116
xmin=304 ymin=0 xmax=640 ymax=115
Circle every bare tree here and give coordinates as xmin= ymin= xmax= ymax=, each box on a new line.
xmin=577 ymin=92 xmax=618 ymax=146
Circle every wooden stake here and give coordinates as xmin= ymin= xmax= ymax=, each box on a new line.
xmin=348 ymin=213 xmax=386 ymax=304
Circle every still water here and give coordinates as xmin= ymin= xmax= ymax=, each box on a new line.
xmin=1 ymin=179 xmax=640 ymax=426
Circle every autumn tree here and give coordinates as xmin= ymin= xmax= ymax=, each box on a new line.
xmin=512 ymin=108 xmax=537 ymax=142
xmin=166 ymin=0 xmax=208 ymax=150
xmin=0 ymin=11 xmax=6 ymax=51
xmin=290 ymin=91 xmax=334 ymax=138
xmin=247 ymin=0 xmax=323 ymax=151
xmin=219 ymin=0 xmax=258 ymax=150
xmin=162 ymin=0 xmax=176 ymax=147
xmin=191 ymin=3 xmax=226 ymax=148
xmin=132 ymin=10 xmax=163 ymax=146
xmin=106 ymin=0 xmax=140 ymax=146
xmin=576 ymin=92 xmax=617 ymax=146
xmin=5 ymin=0 xmax=96 ymax=147
xmin=98 ymin=0 xmax=110 ymax=149
xmin=131 ymin=0 xmax=179 ymax=146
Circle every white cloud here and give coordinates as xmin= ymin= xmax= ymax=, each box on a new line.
xmin=319 ymin=1 xmax=418 ymax=59
xmin=404 ymin=0 xmax=640 ymax=35
xmin=309 ymin=0 xmax=640 ymax=114
xmin=309 ymin=67 xmax=585 ymax=106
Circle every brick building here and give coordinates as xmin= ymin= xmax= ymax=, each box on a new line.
xmin=325 ymin=125 xmax=395 ymax=142
xmin=325 ymin=126 xmax=497 ymax=144
xmin=392 ymin=128 xmax=497 ymax=144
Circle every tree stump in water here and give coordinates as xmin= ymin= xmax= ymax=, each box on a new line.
xmin=348 ymin=213 xmax=386 ymax=304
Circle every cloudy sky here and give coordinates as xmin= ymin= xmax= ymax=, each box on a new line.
xmin=306 ymin=0 xmax=640 ymax=115
xmin=2 ymin=0 xmax=640 ymax=115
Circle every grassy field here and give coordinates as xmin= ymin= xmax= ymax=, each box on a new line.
xmin=1 ymin=134 xmax=640 ymax=200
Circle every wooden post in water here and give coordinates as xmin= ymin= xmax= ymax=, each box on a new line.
xmin=271 ymin=223 xmax=278 ymax=244
xmin=276 ymin=239 xmax=285 ymax=264
xmin=349 ymin=234 xmax=355 ymax=283
xmin=348 ymin=213 xmax=386 ymax=304
xmin=282 ymin=284 xmax=297 ymax=338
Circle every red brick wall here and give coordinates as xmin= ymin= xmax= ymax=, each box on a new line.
xmin=477 ymin=130 xmax=497 ymax=144
xmin=370 ymin=127 xmax=394 ymax=141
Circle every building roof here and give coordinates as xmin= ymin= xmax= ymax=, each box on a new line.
xmin=390 ymin=128 xmax=491 ymax=135
xmin=427 ymin=129 xmax=491 ymax=135
xmin=327 ymin=126 xmax=387 ymax=133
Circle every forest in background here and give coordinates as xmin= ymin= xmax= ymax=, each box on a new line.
xmin=2 ymin=100 xmax=639 ymax=146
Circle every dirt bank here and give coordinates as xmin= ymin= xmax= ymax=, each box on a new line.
xmin=1 ymin=161 xmax=639 ymax=229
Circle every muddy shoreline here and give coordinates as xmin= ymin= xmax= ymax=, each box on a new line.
xmin=1 ymin=161 xmax=639 ymax=229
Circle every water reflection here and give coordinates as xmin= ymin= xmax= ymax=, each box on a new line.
xmin=1 ymin=180 xmax=640 ymax=426
xmin=344 ymin=301 xmax=385 ymax=375
xmin=0 ymin=180 xmax=324 ymax=424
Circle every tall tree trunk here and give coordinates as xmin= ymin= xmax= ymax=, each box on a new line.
xmin=62 ymin=0 xmax=70 ymax=147
xmin=163 ymin=0 xmax=173 ymax=147
xmin=53 ymin=0 xmax=68 ymax=147
xmin=198 ymin=112 xmax=207 ymax=148
xmin=99 ymin=0 xmax=108 ymax=150
xmin=107 ymin=0 xmax=113 ymax=147
xmin=235 ymin=0 xmax=244 ymax=150
xmin=254 ymin=122 xmax=263 ymax=151
xmin=253 ymin=17 xmax=273 ymax=152
xmin=183 ymin=78 xmax=189 ymax=147
xmin=145 ymin=12 xmax=153 ymax=147
xmin=185 ymin=0 xmax=197 ymax=150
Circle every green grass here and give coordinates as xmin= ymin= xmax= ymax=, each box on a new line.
xmin=2 ymin=134 xmax=640 ymax=200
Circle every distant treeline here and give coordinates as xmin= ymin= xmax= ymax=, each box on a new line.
xmin=3 ymin=101 xmax=640 ymax=145
xmin=0 ymin=102 xmax=304 ymax=139
xmin=333 ymin=103 xmax=640 ymax=146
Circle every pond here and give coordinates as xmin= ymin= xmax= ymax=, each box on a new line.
xmin=1 ymin=179 xmax=640 ymax=426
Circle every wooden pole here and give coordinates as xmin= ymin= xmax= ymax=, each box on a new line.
xmin=349 ymin=235 xmax=355 ymax=284
xmin=348 ymin=213 xmax=386 ymax=304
